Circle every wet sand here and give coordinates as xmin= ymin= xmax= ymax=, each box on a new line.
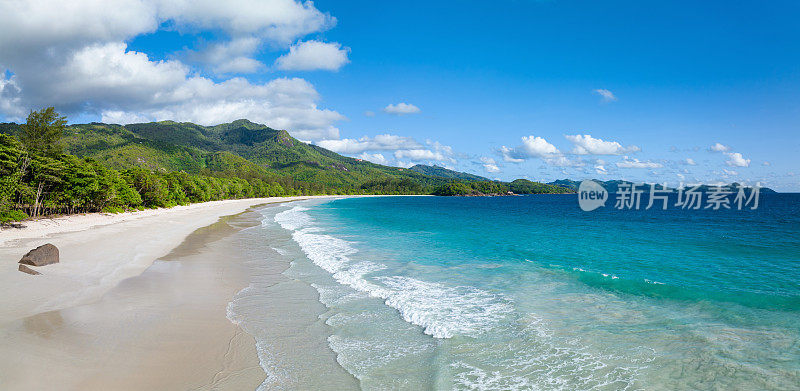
xmin=0 ymin=210 xmax=269 ymax=390
xmin=0 ymin=197 xmax=361 ymax=390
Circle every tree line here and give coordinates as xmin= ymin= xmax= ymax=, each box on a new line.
xmin=0 ymin=108 xmax=293 ymax=222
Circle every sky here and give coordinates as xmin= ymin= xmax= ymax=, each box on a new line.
xmin=1 ymin=1 xmax=798 ymax=190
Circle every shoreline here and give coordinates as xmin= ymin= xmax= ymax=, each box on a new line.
xmin=0 ymin=196 xmax=356 ymax=390
xmin=0 ymin=197 xmax=314 ymax=247
xmin=0 ymin=197 xmax=339 ymax=323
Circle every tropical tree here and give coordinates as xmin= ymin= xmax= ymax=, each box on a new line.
xmin=20 ymin=107 xmax=67 ymax=157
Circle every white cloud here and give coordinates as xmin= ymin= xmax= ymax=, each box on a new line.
xmin=356 ymin=152 xmax=387 ymax=165
xmin=480 ymin=157 xmax=500 ymax=173
xmin=593 ymin=88 xmax=617 ymax=102
xmin=709 ymin=142 xmax=731 ymax=152
xmin=364 ymin=110 xmax=375 ymax=117
xmin=685 ymin=158 xmax=697 ymax=165
xmin=60 ymin=43 xmax=344 ymax=140
xmin=520 ymin=135 xmax=560 ymax=156
xmin=565 ymin=134 xmax=639 ymax=155
xmin=316 ymin=134 xmax=422 ymax=154
xmin=725 ymin=152 xmax=750 ymax=167
xmin=763 ymin=161 xmax=771 ymax=166
xmin=723 ymin=169 xmax=739 ymax=176
xmin=0 ymin=72 xmax=24 ymax=119
xmin=101 ymin=110 xmax=150 ymax=124
xmin=0 ymin=0 xmax=345 ymax=140
xmin=394 ymin=149 xmax=448 ymax=162
xmin=500 ymin=146 xmax=525 ymax=163
xmin=616 ymin=157 xmax=663 ymax=169
xmin=426 ymin=140 xmax=453 ymax=155
xmin=275 ymin=40 xmax=350 ymax=71
xmin=393 ymin=140 xmax=455 ymax=163
xmin=157 ymin=0 xmax=334 ymax=43
xmin=318 ymin=133 xmax=456 ymax=165
xmin=544 ymin=155 xmax=584 ymax=167
xmin=595 ymin=165 xmax=608 ymax=175
xmin=383 ymin=102 xmax=420 ymax=115
xmin=500 ymin=135 xmax=581 ymax=167
xmin=189 ymin=37 xmax=264 ymax=74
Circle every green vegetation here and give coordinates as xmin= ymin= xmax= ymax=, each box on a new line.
xmin=0 ymin=108 xmax=575 ymax=223
xmin=432 ymin=181 xmax=510 ymax=196
xmin=19 ymin=107 xmax=67 ymax=157
xmin=409 ymin=164 xmax=489 ymax=181
xmin=509 ymin=179 xmax=572 ymax=194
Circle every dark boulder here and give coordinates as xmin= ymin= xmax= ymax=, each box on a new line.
xmin=19 ymin=243 xmax=59 ymax=266
xmin=18 ymin=264 xmax=41 ymax=275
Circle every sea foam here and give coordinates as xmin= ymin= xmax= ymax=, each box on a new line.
xmin=275 ymin=206 xmax=513 ymax=339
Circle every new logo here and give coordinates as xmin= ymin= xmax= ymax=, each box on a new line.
xmin=578 ymin=180 xmax=608 ymax=211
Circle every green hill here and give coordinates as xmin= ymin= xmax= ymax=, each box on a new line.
xmin=0 ymin=119 xmax=468 ymax=203
xmin=509 ymin=179 xmax=574 ymax=194
xmin=409 ymin=164 xmax=490 ymax=181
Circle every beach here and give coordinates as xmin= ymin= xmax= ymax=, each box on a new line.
xmin=0 ymin=197 xmax=344 ymax=390
xmin=1 ymin=194 xmax=797 ymax=390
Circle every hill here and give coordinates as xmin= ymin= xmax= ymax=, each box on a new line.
xmin=509 ymin=179 xmax=574 ymax=194
xmin=409 ymin=164 xmax=489 ymax=181
xmin=2 ymin=119 xmax=455 ymax=195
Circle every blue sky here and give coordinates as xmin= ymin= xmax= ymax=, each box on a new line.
xmin=1 ymin=0 xmax=798 ymax=190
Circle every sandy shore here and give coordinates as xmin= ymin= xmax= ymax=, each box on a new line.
xmin=0 ymin=196 xmax=341 ymax=390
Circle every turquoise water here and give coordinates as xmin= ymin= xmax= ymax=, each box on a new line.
xmin=271 ymin=195 xmax=800 ymax=390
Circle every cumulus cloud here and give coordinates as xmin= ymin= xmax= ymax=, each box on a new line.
xmin=565 ymin=134 xmax=640 ymax=155
xmin=499 ymin=146 xmax=525 ymax=163
xmin=725 ymin=152 xmax=750 ymax=167
xmin=317 ymin=133 xmax=455 ymax=165
xmin=480 ymin=157 xmax=500 ymax=173
xmin=356 ymin=152 xmax=388 ymax=165
xmin=500 ymin=135 xmax=585 ymax=167
xmin=684 ymin=158 xmax=697 ymax=165
xmin=616 ymin=157 xmax=663 ymax=169
xmin=501 ymin=135 xmax=559 ymax=161
xmin=316 ymin=134 xmax=422 ymax=154
xmin=0 ymin=0 xmax=345 ymax=140
xmin=593 ymin=88 xmax=617 ymax=102
xmin=188 ymin=37 xmax=264 ymax=74
xmin=709 ymin=142 xmax=731 ymax=152
xmin=392 ymin=140 xmax=455 ymax=163
xmin=274 ymin=40 xmax=350 ymax=71
xmin=394 ymin=149 xmax=448 ymax=161
xmin=383 ymin=102 xmax=420 ymax=115
xmin=520 ymin=135 xmax=560 ymax=156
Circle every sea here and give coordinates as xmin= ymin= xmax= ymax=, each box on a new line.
xmin=228 ymin=194 xmax=800 ymax=390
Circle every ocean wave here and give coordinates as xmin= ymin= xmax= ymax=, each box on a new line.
xmin=276 ymin=206 xmax=513 ymax=339
xmin=274 ymin=206 xmax=311 ymax=230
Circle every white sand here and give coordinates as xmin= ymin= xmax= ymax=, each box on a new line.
xmin=0 ymin=197 xmax=324 ymax=324
xmin=0 ymin=196 xmax=350 ymax=390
